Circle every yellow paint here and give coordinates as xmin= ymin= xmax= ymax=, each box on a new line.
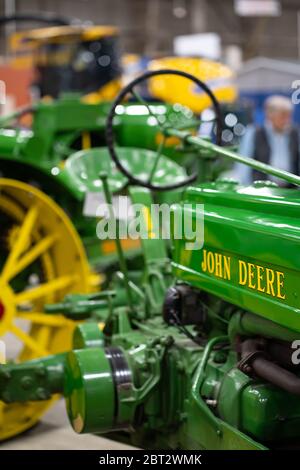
xmin=82 ymin=26 xmax=119 ymax=41
xmin=142 ymin=206 xmax=156 ymax=239
xmin=82 ymin=132 xmax=91 ymax=150
xmin=148 ymin=57 xmax=237 ymax=113
xmin=276 ymin=271 xmax=286 ymax=300
xmin=202 ymin=249 xmax=231 ymax=280
xmin=215 ymin=253 xmax=223 ymax=278
xmin=155 ymin=133 xmax=181 ymax=148
xmin=1 ymin=205 xmax=39 ymax=283
xmin=223 ymin=256 xmax=231 ymax=281
xmin=266 ymin=268 xmax=275 ymax=297
xmin=82 ymin=79 xmax=122 ymax=103
xmin=0 ymin=178 xmax=93 ymax=441
xmin=88 ymin=271 xmax=104 ymax=291
xmin=9 ymin=25 xmax=119 ymax=68
xmin=11 ymin=25 xmax=118 ymax=47
xmin=102 ymin=238 xmax=141 ymax=255
xmin=202 ymin=249 xmax=286 ymax=301
xmin=238 ymin=260 xmax=247 ymax=285
xmin=257 ymin=265 xmax=265 ymax=293
xmin=247 ymin=263 xmax=256 ymax=290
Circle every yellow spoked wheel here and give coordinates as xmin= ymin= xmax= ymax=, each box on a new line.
xmin=0 ymin=179 xmax=91 ymax=441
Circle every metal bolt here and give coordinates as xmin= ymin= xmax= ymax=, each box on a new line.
xmin=21 ymin=376 xmax=34 ymax=390
xmin=213 ymin=351 xmax=227 ymax=364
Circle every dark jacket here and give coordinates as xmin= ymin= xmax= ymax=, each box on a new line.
xmin=252 ymin=126 xmax=300 ymax=182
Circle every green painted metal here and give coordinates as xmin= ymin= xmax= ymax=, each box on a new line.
xmin=190 ymin=336 xmax=228 ymax=437
xmin=218 ymin=366 xmax=300 ymax=442
xmin=66 ymin=146 xmax=187 ymax=194
xmin=0 ymin=354 xmax=66 ymax=402
xmin=129 ymin=186 xmax=168 ymax=262
xmin=45 ymin=292 xmax=111 ymax=319
xmin=3 ymin=77 xmax=300 ymax=450
xmin=0 ymin=96 xmax=190 ymax=269
xmin=0 ymin=311 xmax=268 ymax=449
xmin=65 ymin=347 xmax=115 ymax=433
xmin=166 ymin=128 xmax=300 ymax=187
xmin=100 ymin=171 xmax=135 ymax=312
xmin=172 ymin=182 xmax=300 ymax=332
xmin=228 ymin=311 xmax=300 ymax=344
xmin=72 ymin=322 xmax=104 ymax=349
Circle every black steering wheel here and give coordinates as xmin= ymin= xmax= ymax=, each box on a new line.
xmin=105 ymin=69 xmax=223 ymax=191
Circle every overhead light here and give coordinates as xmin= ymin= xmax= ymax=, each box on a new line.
xmin=173 ymin=0 xmax=187 ymax=19
xmin=234 ymin=0 xmax=281 ymax=17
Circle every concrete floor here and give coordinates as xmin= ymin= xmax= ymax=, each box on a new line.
xmin=0 ymin=400 xmax=136 ymax=450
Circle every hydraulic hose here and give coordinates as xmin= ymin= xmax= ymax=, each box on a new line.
xmin=239 ymin=338 xmax=300 ymax=396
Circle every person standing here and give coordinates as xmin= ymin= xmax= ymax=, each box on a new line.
xmin=235 ymin=95 xmax=299 ymax=186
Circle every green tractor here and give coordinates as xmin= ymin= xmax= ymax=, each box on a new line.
xmin=1 ymin=71 xmax=300 ymax=450
xmin=0 ymin=15 xmax=215 ymax=441
xmin=0 ymin=66 xmax=213 ymax=440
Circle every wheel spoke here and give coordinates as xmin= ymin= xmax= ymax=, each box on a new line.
xmin=9 ymin=233 xmax=58 ymax=280
xmin=17 ymin=312 xmax=73 ymax=328
xmin=1 ymin=205 xmax=39 ymax=282
xmin=0 ymin=179 xmax=91 ymax=441
xmin=0 ymin=194 xmax=24 ymax=221
xmin=15 ymin=275 xmax=77 ymax=305
xmin=10 ymin=323 xmax=49 ymax=356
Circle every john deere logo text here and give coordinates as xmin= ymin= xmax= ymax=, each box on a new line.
xmin=201 ymin=249 xmax=285 ymax=300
